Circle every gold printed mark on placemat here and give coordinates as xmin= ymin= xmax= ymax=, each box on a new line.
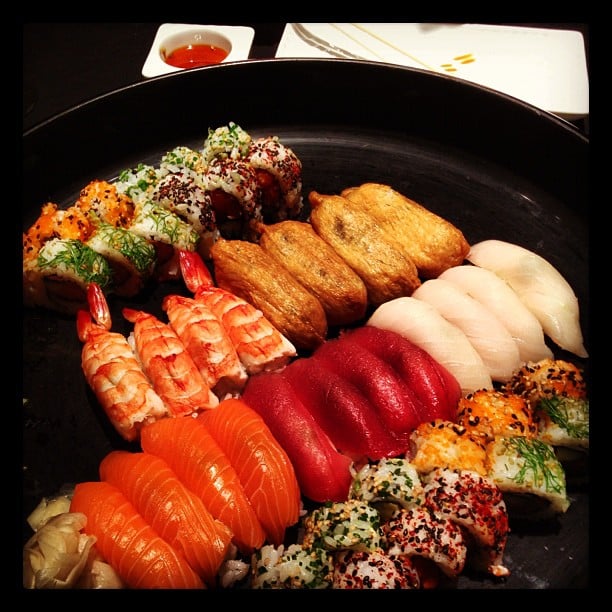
xmin=441 ymin=53 xmax=476 ymax=72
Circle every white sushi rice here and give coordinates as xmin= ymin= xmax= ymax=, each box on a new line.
xmin=350 ymin=458 xmax=424 ymax=510
xmin=201 ymin=122 xmax=252 ymax=166
xmin=486 ymin=435 xmax=570 ymax=518
xmin=115 ymin=163 xmax=161 ymax=205
xmin=301 ymin=500 xmax=381 ymax=553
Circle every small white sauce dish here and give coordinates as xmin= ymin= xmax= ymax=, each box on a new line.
xmin=142 ymin=23 xmax=255 ymax=78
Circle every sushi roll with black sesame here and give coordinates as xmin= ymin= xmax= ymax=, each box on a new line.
xmin=486 ymin=435 xmax=570 ymax=520
xmin=245 ymin=135 xmax=304 ymax=222
xmin=151 ymin=168 xmax=219 ymax=261
xmin=301 ymin=499 xmax=381 ymax=553
xmin=456 ymin=388 xmax=537 ymax=442
xmin=349 ymin=458 xmax=424 ymax=521
xmin=422 ymin=467 xmax=510 ymax=578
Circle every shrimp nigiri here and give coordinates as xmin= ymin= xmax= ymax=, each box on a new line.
xmin=70 ymin=481 xmax=204 ymax=589
xmin=466 ymin=239 xmax=588 ymax=358
xmin=179 ymin=249 xmax=296 ymax=375
xmin=122 ymin=306 xmax=219 ymax=417
xmin=162 ymin=293 xmax=248 ymax=399
xmin=198 ymin=398 xmax=301 ymax=546
xmin=438 ymin=265 xmax=553 ymax=363
xmin=367 ymin=297 xmax=493 ymax=395
xmin=412 ymin=278 xmax=522 ymax=383
xmin=77 ymin=283 xmax=168 ymax=441
xmin=140 ymin=415 xmax=266 ymax=553
xmin=99 ymin=450 xmax=233 ymax=585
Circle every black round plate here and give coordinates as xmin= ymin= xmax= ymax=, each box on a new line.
xmin=22 ymin=59 xmax=589 ymax=589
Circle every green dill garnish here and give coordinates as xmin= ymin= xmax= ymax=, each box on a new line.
xmin=540 ymin=396 xmax=589 ymax=439
xmin=94 ymin=223 xmax=156 ymax=274
xmin=38 ymin=239 xmax=112 ymax=287
xmin=137 ymin=202 xmax=199 ymax=249
xmin=506 ymin=437 xmax=566 ymax=494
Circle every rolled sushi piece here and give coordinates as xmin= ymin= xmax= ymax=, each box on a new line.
xmin=151 ymin=168 xmax=220 ymax=261
xmin=485 ymin=435 xmax=570 ymax=520
xmin=349 ymin=458 xmax=424 ymax=520
xmin=250 ymin=543 xmax=333 ymax=589
xmin=245 ymin=135 xmax=304 ymax=222
xmin=381 ymin=506 xmax=467 ymax=583
xmin=332 ymin=549 xmax=419 ymax=589
xmin=75 ymin=180 xmax=158 ymax=295
xmin=86 ymin=221 xmax=156 ymax=297
xmin=422 ymin=468 xmax=510 ymax=578
xmin=503 ymin=359 xmax=589 ymax=481
xmin=455 ymin=388 xmax=537 ymax=443
xmin=114 ymin=163 xmax=160 ymax=205
xmin=301 ymin=499 xmax=382 ymax=553
xmin=128 ymin=200 xmax=200 ymax=281
xmin=23 ymin=237 xmax=113 ymax=314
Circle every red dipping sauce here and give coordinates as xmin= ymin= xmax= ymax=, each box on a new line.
xmin=164 ymin=44 xmax=229 ymax=69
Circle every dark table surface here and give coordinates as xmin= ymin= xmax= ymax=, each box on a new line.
xmin=22 ymin=22 xmax=589 ymax=134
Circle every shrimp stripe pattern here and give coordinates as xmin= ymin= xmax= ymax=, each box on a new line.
xmin=122 ymin=307 xmax=219 ymax=416
xmin=77 ymin=283 xmax=168 ymax=442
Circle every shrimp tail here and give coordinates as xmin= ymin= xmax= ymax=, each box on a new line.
xmin=179 ymin=249 xmax=215 ymax=294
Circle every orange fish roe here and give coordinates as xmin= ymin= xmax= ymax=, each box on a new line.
xmin=22 ymin=202 xmax=92 ymax=262
xmin=456 ymin=388 xmax=536 ymax=442
xmin=75 ymin=180 xmax=135 ymax=229
xmin=503 ymin=358 xmax=587 ymax=407
xmin=408 ymin=419 xmax=488 ymax=476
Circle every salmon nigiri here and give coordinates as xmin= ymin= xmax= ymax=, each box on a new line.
xmin=140 ymin=416 xmax=265 ymax=553
xmin=99 ymin=450 xmax=233 ymax=585
xmin=198 ymin=398 xmax=301 ymax=546
xmin=70 ymin=481 xmax=204 ymax=589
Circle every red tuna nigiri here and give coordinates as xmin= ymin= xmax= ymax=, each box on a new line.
xmin=99 ymin=450 xmax=233 ymax=585
xmin=347 ymin=326 xmax=461 ymax=423
xmin=282 ymin=357 xmax=407 ymax=459
xmin=140 ymin=416 xmax=265 ymax=553
xmin=70 ymin=481 xmax=204 ymax=589
xmin=241 ymin=371 xmax=353 ymax=502
xmin=198 ymin=398 xmax=301 ymax=546
xmin=312 ymin=335 xmax=425 ymax=439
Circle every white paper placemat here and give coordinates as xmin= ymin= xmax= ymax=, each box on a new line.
xmin=276 ymin=23 xmax=589 ymax=119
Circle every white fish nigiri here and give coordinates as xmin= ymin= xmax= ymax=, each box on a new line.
xmin=466 ymin=240 xmax=588 ymax=358
xmin=438 ymin=265 xmax=554 ymax=363
xmin=367 ymin=296 xmax=493 ymax=394
xmin=412 ymin=278 xmax=522 ymax=383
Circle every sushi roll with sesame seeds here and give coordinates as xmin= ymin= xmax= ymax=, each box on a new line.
xmin=114 ymin=163 xmax=160 ymax=205
xmin=504 ymin=359 xmax=589 ymax=460
xmin=250 ymin=543 xmax=333 ymax=589
xmin=408 ymin=419 xmax=488 ymax=477
xmin=422 ymin=468 xmax=510 ymax=578
xmin=200 ymin=158 xmax=263 ymax=241
xmin=151 ymin=168 xmax=220 ymax=260
xmin=456 ymin=388 xmax=537 ymax=443
xmin=245 ymin=135 xmax=304 ymax=222
xmin=301 ymin=500 xmax=382 ymax=553
xmin=23 ymin=236 xmax=113 ymax=314
xmin=381 ymin=506 xmax=468 ymax=585
xmin=128 ymin=200 xmax=200 ymax=281
xmin=332 ymin=549 xmax=419 ymax=589
xmin=485 ymin=435 xmax=570 ymax=520
xmin=349 ymin=458 xmax=424 ymax=520
xmin=75 ymin=180 xmax=158 ymax=296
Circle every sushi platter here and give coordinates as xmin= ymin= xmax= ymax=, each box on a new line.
xmin=22 ymin=59 xmax=589 ymax=589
